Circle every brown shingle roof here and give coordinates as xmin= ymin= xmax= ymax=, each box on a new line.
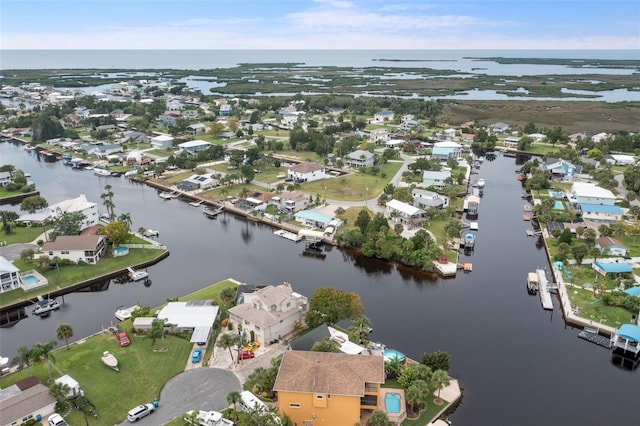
xmin=273 ymin=351 xmax=384 ymax=397
xmin=596 ymin=236 xmax=625 ymax=248
xmin=0 ymin=383 xmax=55 ymax=425
xmin=42 ymin=235 xmax=105 ymax=251
xmin=290 ymin=162 xmax=324 ymax=173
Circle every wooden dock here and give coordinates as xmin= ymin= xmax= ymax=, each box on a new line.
xmin=577 ymin=328 xmax=612 ymax=349
xmin=536 ymin=268 xmax=553 ymax=310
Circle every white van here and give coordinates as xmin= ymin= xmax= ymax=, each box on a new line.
xmin=239 ymin=391 xmax=267 ymax=412
xmin=127 ymin=403 xmax=155 ymax=422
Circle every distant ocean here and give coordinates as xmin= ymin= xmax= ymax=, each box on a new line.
xmin=1 ymin=49 xmax=639 ymax=75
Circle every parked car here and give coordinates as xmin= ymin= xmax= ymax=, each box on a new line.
xmin=127 ymin=403 xmax=155 ymax=422
xmin=48 ymin=414 xmax=68 ymax=426
xmin=192 ymin=348 xmax=203 ymax=363
xmin=238 ymin=350 xmax=255 ymax=360
xmin=243 ymin=341 xmax=260 ymax=352
xmin=116 ymin=331 xmax=130 ymax=347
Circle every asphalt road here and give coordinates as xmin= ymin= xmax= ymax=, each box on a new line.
xmin=127 ymin=368 xmax=241 ymax=425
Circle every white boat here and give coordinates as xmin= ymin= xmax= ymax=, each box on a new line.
xmin=203 ymin=206 xmax=224 ymax=218
xmin=101 ymin=351 xmax=119 ymax=371
xmin=142 ymin=229 xmax=159 ymax=237
xmin=127 ymin=267 xmax=149 ymax=281
xmin=124 ymin=169 xmax=138 ymax=178
xmin=33 ymin=298 xmax=60 ymax=316
xmin=477 ymin=178 xmax=486 ymax=188
xmin=115 ymin=305 xmax=141 ymax=321
xmin=94 ymin=168 xmax=112 ymax=177
xmin=159 ymin=191 xmax=179 ymax=199
xmin=184 ymin=410 xmax=235 ymax=426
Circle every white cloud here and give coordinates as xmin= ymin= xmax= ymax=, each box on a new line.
xmin=313 ymin=0 xmax=354 ymax=8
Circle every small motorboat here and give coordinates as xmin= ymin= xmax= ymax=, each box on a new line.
xmin=127 ymin=267 xmax=149 ymax=281
xmin=101 ymin=351 xmax=119 ymax=371
xmin=33 ymin=298 xmax=60 ymax=316
xmin=94 ymin=167 xmax=112 ymax=177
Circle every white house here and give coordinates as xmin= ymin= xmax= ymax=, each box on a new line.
xmin=0 ymin=171 xmax=11 ymax=187
xmin=605 ymin=154 xmax=636 ymax=166
xmin=178 ymin=139 xmax=212 ymax=156
xmin=369 ymin=128 xmax=390 ymax=144
xmin=591 ymin=132 xmax=609 ymax=143
xmin=156 ymin=300 xmax=219 ymax=342
xmin=373 ymin=111 xmax=394 ymax=123
xmin=528 ymin=133 xmax=547 ymax=142
xmin=287 ymin=162 xmax=328 ymax=183
xmin=595 ymin=237 xmax=627 ymax=256
xmin=345 ymin=150 xmax=375 ymax=168
xmin=0 ymin=256 xmax=22 ymax=293
xmin=489 ymin=122 xmax=510 ymax=134
xmin=41 ymin=235 xmax=107 ymax=264
xmin=569 ymin=182 xmax=616 ymax=206
xmin=186 ymin=123 xmax=207 ymax=136
xmin=277 ymin=191 xmax=309 ymax=213
xmin=386 ymin=199 xmax=426 ymax=226
xmin=503 ymin=136 xmax=521 ymax=147
xmin=422 ymin=170 xmax=451 ymax=189
xmin=228 ymin=282 xmax=308 ymax=345
xmin=46 ymin=194 xmax=99 ymax=230
xmin=411 ymin=188 xmax=449 ymax=209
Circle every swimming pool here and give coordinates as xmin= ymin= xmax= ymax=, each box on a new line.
xmin=550 ymin=191 xmax=564 ymax=199
xmin=383 ymin=348 xmax=406 ymax=363
xmin=553 ymin=201 xmax=564 ymax=210
xmin=22 ymin=275 xmax=40 ymax=285
xmin=113 ymin=246 xmax=129 ymax=257
xmin=385 ymin=392 xmax=401 ymax=413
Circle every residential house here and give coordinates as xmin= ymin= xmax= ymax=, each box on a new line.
xmin=287 ymin=162 xmax=328 ymax=183
xmin=46 ymin=194 xmax=99 ymax=230
xmin=178 ymin=140 xmax=212 ymax=156
xmin=345 ymin=150 xmax=375 ymax=168
xmin=528 ymin=133 xmax=547 ymax=142
xmin=157 ymin=114 xmax=177 ymax=129
xmin=386 ymin=199 xmax=426 ymax=226
xmin=273 ymin=351 xmax=385 ymax=426
xmin=569 ymin=182 xmax=616 ymax=206
xmin=488 ymin=122 xmax=510 ymax=134
xmin=422 ymin=170 xmax=451 ymax=190
xmin=369 ymin=128 xmax=390 ymax=144
xmin=294 ymin=209 xmax=334 ymax=229
xmin=591 ymin=132 xmax=609 ymax=143
xmin=0 ymin=256 xmax=22 ymax=293
xmin=432 ymin=141 xmax=463 ymax=161
xmin=578 ymin=204 xmax=624 ymax=223
xmin=503 ymin=136 xmax=521 ymax=147
xmin=592 ymin=261 xmax=633 ymax=277
xmin=401 ymin=119 xmax=418 ymax=132
xmin=0 ymin=171 xmax=11 ymax=187
xmin=373 ymin=111 xmax=394 ymax=123
xmin=228 ymin=282 xmax=308 ymax=345
xmin=277 ymin=191 xmax=309 ymax=213
xmin=88 ymin=143 xmax=123 ymax=159
xmin=41 ymin=235 xmax=107 ymax=264
xmin=219 ymin=104 xmax=232 ymax=117
xmin=412 ymin=188 xmax=449 ymax=209
xmin=544 ymin=158 xmax=582 ymax=181
xmin=0 ymin=377 xmax=57 ymax=426
xmin=186 ymin=123 xmax=207 ymax=136
xmin=156 ymin=300 xmax=219 ymax=343
xmin=595 ymin=237 xmax=628 ymax=256
xmin=177 ymin=174 xmax=218 ymax=191
xmin=150 ymin=134 xmax=174 ymax=150
xmin=604 ymin=154 xmax=636 ymax=166
xmin=443 ymin=128 xmax=457 ymax=140
xmin=167 ymin=100 xmax=185 ymax=112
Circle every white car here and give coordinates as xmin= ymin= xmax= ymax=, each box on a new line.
xmin=48 ymin=413 xmax=68 ymax=426
xmin=127 ymin=403 xmax=155 ymax=422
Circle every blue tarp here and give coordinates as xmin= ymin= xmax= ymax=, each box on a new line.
xmin=623 ymin=287 xmax=640 ymax=297
xmin=594 ymin=262 xmax=633 ymax=274
xmin=616 ymin=324 xmax=640 ymax=343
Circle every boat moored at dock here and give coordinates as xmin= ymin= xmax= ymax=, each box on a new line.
xmin=127 ymin=267 xmax=149 ymax=281
xmin=115 ymin=305 xmax=141 ymax=321
xmin=526 ymin=272 xmax=539 ymax=295
xmin=32 ymin=298 xmax=61 ymax=316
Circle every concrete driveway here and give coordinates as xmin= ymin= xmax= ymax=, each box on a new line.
xmin=129 ymin=368 xmax=241 ymax=425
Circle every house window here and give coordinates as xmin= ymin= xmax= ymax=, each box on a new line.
xmin=244 ymin=320 xmax=250 ymax=325
xmin=255 ymin=325 xmax=260 ymax=330
xmin=287 ymin=302 xmax=291 ymax=308
xmin=61 ymin=250 xmax=69 ymax=254
xmin=316 ymin=395 xmax=324 ymax=400
xmin=289 ymin=403 xmax=300 ymax=408
xmin=49 ymin=251 xmax=53 ymax=256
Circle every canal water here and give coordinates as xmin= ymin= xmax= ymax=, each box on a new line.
xmin=0 ymin=143 xmax=637 ymax=425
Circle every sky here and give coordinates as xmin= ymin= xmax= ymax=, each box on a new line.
xmin=1 ymin=0 xmax=639 ymax=50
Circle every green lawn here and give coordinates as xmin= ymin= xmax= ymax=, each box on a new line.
xmin=566 ymin=286 xmax=633 ymax=328
xmin=0 ymin=248 xmax=167 ymax=308
xmin=402 ymin=395 xmax=450 ymax=426
xmin=0 ymin=225 xmax=46 ymax=245
xmin=0 ymin=333 xmax=192 ymax=425
xmin=301 ymin=162 xmax=402 ymax=201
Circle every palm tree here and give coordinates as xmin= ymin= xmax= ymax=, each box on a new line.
xmin=239 ymin=186 xmax=250 ymax=201
xmin=220 ymin=287 xmax=236 ymax=307
xmin=217 ymin=333 xmax=240 ymax=363
xmin=583 ymin=228 xmax=596 ymax=245
xmin=34 ymin=340 xmax=57 ymax=382
xmin=118 ymin=212 xmax=133 ymax=230
xmin=12 ymin=346 xmax=35 ymax=375
xmin=431 ymin=369 xmax=451 ymax=405
xmin=49 ymin=381 xmax=71 ymax=404
xmin=226 ymin=390 xmax=241 ymax=410
xmin=148 ymin=318 xmax=167 ymax=348
xmin=404 ymin=384 xmax=422 ymax=416
xmin=349 ymin=315 xmax=373 ymax=344
xmin=56 ymin=323 xmax=74 ymax=350
xmin=368 ymin=410 xmax=391 ymax=426
xmin=184 ymin=409 xmax=200 ymax=425
xmin=100 ymin=184 xmax=116 ymax=221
